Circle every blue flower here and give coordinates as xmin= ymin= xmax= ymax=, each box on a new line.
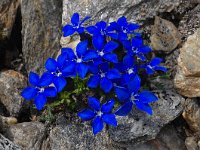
xmin=115 ymin=55 xmax=138 ymax=85
xmin=142 ymin=57 xmax=167 ymax=74
xmin=86 ymin=21 xmax=118 ymax=39
xmin=109 ymin=16 xmax=140 ymax=41
xmin=61 ymin=40 xmax=98 ymax=79
xmin=78 ymin=97 xmax=117 ymax=135
xmin=62 ymin=13 xmax=90 ymax=37
xmin=92 ymin=35 xmax=119 ymax=63
xmin=115 ymin=75 xmax=158 ymax=116
xmin=88 ymin=62 xmax=121 ymax=93
xmin=21 ymin=72 xmax=57 ymax=110
xmin=123 ymin=37 xmax=152 ymax=61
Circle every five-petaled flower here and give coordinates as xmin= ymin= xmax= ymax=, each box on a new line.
xmin=21 ymin=72 xmax=57 ymax=110
xmin=115 ymin=75 xmax=158 ymax=116
xmin=78 ymin=97 xmax=117 ymax=135
xmin=88 ymin=62 xmax=121 ymax=93
xmin=63 ymin=13 xmax=90 ymax=36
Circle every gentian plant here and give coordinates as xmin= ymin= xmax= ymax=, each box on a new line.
xmin=21 ymin=13 xmax=167 ymax=135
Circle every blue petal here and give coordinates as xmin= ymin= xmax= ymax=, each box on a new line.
xmin=104 ymin=41 xmax=119 ymax=53
xmin=115 ymin=87 xmax=130 ymax=102
xmin=154 ymin=66 xmax=167 ymax=72
xmin=103 ymin=53 xmax=118 ymax=63
xmin=21 ymin=87 xmax=37 ymax=100
xmin=106 ymin=69 xmax=121 ymax=79
xmin=79 ymin=16 xmax=90 ymax=25
xmin=102 ymin=114 xmax=117 ymax=126
xmin=96 ymin=21 xmax=106 ymax=30
xmin=44 ymin=87 xmax=57 ymax=97
xmin=87 ymin=75 xmax=100 ymax=88
xmin=135 ymin=101 xmax=153 ymax=115
xmin=150 ymin=57 xmax=162 ymax=66
xmin=117 ymin=16 xmax=128 ymax=27
xmin=92 ymin=116 xmax=104 ymax=135
xmin=114 ymin=62 xmax=126 ymax=73
xmin=123 ymin=55 xmax=134 ymax=68
xmin=106 ymin=33 xmax=118 ymax=40
xmin=88 ymin=97 xmax=101 ymax=111
xmin=109 ymin=22 xmax=120 ymax=31
xmin=128 ymin=74 xmax=141 ymax=94
xmin=45 ymin=58 xmax=57 ymax=72
xmin=76 ymin=63 xmax=88 ymax=79
xmin=101 ymin=99 xmax=115 ymax=113
xmin=100 ymin=77 xmax=112 ymax=93
xmin=86 ymin=26 xmax=98 ymax=34
xmin=132 ymin=37 xmax=143 ymax=48
xmin=78 ymin=109 xmax=96 ymax=121
xmin=62 ymin=61 xmax=76 ymax=75
xmin=127 ymin=23 xmax=140 ymax=30
xmin=39 ymin=72 xmax=54 ymax=87
xmin=29 ymin=72 xmax=40 ymax=86
xmin=61 ymin=48 xmax=76 ymax=60
xmin=76 ymin=40 xmax=88 ymax=58
xmin=34 ymin=94 xmax=47 ymax=110
xmin=146 ymin=67 xmax=154 ymax=75
xmin=62 ymin=25 xmax=75 ymax=37
xmin=53 ymin=76 xmax=67 ymax=92
xmin=115 ymin=102 xmax=133 ymax=116
xmin=121 ymin=74 xmax=131 ymax=85
xmin=137 ymin=53 xmax=146 ymax=61
xmin=77 ymin=27 xmax=84 ymax=34
xmin=71 ymin=13 xmax=79 ymax=25
xmin=139 ymin=46 xmax=152 ymax=54
xmin=118 ymin=32 xmax=128 ymax=41
xmin=122 ymin=40 xmax=132 ymax=51
xmin=99 ymin=62 xmax=109 ymax=73
xmin=138 ymin=91 xmax=158 ymax=103
xmin=92 ymin=35 xmax=104 ymax=50
xmin=57 ymin=53 xmax=68 ymax=68
xmin=82 ymin=50 xmax=98 ymax=61
xmin=88 ymin=63 xmax=99 ymax=74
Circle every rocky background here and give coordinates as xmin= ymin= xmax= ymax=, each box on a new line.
xmin=0 ymin=0 xmax=200 ymax=150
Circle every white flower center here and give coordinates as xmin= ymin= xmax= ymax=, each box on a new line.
xmin=39 ymin=88 xmax=45 ymax=93
xmin=97 ymin=111 xmax=103 ymax=117
xmin=98 ymin=51 xmax=104 ymax=56
xmin=128 ymin=68 xmax=134 ymax=74
xmin=100 ymin=73 xmax=105 ymax=78
xmin=77 ymin=58 xmax=82 ymax=63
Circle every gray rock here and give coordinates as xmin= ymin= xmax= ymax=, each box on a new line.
xmin=185 ymin=136 xmax=200 ymax=150
xmin=0 ymin=133 xmax=20 ymax=150
xmin=127 ymin=124 xmax=186 ymax=150
xmin=4 ymin=122 xmax=46 ymax=150
xmin=21 ymin=0 xmax=62 ymax=74
xmin=174 ymin=28 xmax=200 ymax=97
xmin=0 ymin=0 xmax=20 ymax=40
xmin=49 ymin=124 xmax=111 ymax=150
xmin=0 ymin=70 xmax=27 ymax=117
xmin=150 ymin=16 xmax=181 ymax=52
xmin=62 ymin=0 xmax=181 ymax=26
xmin=182 ymin=99 xmax=200 ymax=133
xmin=109 ymin=79 xmax=185 ymax=144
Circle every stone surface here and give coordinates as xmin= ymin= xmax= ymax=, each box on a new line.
xmin=150 ymin=16 xmax=181 ymax=52
xmin=109 ymin=79 xmax=185 ymax=144
xmin=21 ymin=0 xmax=62 ymax=74
xmin=4 ymin=122 xmax=46 ymax=150
xmin=182 ymin=99 xmax=200 ymax=133
xmin=174 ymin=28 xmax=200 ymax=97
xmin=63 ymin=0 xmax=181 ymax=26
xmin=185 ymin=136 xmax=200 ymax=150
xmin=0 ymin=134 xmax=20 ymax=150
xmin=126 ymin=124 xmax=186 ymax=150
xmin=0 ymin=115 xmax=17 ymax=133
xmin=49 ymin=124 xmax=111 ymax=150
xmin=0 ymin=0 xmax=20 ymax=40
xmin=0 ymin=70 xmax=27 ymax=116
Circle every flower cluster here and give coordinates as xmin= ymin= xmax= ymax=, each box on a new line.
xmin=21 ymin=13 xmax=167 ymax=135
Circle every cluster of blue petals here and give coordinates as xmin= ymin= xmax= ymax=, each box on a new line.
xmin=21 ymin=13 xmax=167 ymax=135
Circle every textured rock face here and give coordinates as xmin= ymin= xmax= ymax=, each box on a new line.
xmin=0 ymin=0 xmax=20 ymax=40
xmin=182 ymin=99 xmax=200 ymax=133
xmin=109 ymin=79 xmax=185 ymax=144
xmin=185 ymin=136 xmax=200 ymax=150
xmin=174 ymin=28 xmax=200 ymax=97
xmin=63 ymin=0 xmax=180 ymax=25
xmin=0 ymin=70 xmax=27 ymax=116
xmin=21 ymin=0 xmax=62 ymax=74
xmin=49 ymin=124 xmax=111 ymax=150
xmin=150 ymin=16 xmax=181 ymax=52
xmin=127 ymin=125 xmax=186 ymax=150
xmin=4 ymin=122 xmax=46 ymax=150
xmin=0 ymin=134 xmax=20 ymax=150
